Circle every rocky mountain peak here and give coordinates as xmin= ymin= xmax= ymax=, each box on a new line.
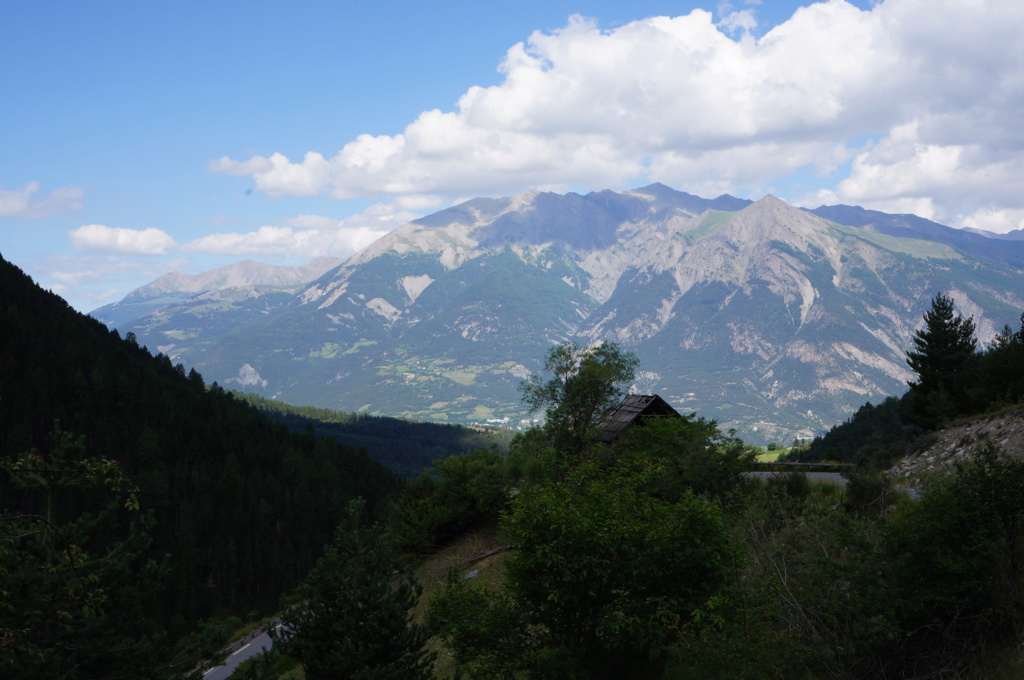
xmin=124 ymin=257 xmax=345 ymax=301
xmin=716 ymin=194 xmax=838 ymax=256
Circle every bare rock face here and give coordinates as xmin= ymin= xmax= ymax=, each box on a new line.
xmin=889 ymin=408 xmax=1024 ymax=487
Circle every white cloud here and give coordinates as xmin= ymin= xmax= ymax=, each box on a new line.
xmin=182 ymin=202 xmax=421 ymax=257
xmin=211 ymin=5 xmax=893 ymax=199
xmin=207 ymin=152 xmax=330 ymax=198
xmin=817 ymin=117 xmax=1024 ymax=222
xmin=36 ymin=253 xmax=193 ymax=312
xmin=0 ymin=182 xmax=85 ymax=218
xmin=956 ymin=207 xmax=1024 ymax=235
xmin=208 ymin=0 xmax=1024 ymax=228
xmin=718 ymin=9 xmax=757 ymax=35
xmin=69 ymin=224 xmax=177 ymax=254
xmin=207 ymin=155 xmax=274 ymax=175
xmin=395 ymin=194 xmax=446 ymax=211
xmin=284 ymin=214 xmax=343 ymax=230
xmin=184 ymin=226 xmax=311 ymax=255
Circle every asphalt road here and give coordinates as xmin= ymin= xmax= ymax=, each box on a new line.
xmin=745 ymin=470 xmax=921 ymax=498
xmin=744 ymin=470 xmax=847 ymax=485
xmin=202 ymin=626 xmax=277 ymax=680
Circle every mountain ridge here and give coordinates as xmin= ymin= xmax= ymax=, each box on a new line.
xmin=98 ymin=185 xmax=1024 ymax=444
xmin=92 ymin=256 xmax=345 ymax=329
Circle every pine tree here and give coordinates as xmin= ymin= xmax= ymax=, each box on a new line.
xmin=905 ymin=293 xmax=977 ymax=426
xmin=272 ymin=499 xmax=434 ymax=680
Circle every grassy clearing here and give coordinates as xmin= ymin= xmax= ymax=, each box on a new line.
xmin=471 ymin=405 xmax=494 ymax=420
xmin=443 ymin=370 xmax=477 ymax=386
xmin=342 ymin=338 xmax=377 ymax=355
xmin=411 ymin=518 xmax=509 ymax=679
xmin=412 ymin=518 xmax=507 ymax=622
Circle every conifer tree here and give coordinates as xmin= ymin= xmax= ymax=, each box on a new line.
xmin=272 ymin=499 xmax=434 ymax=680
xmin=905 ymin=293 xmax=977 ymax=426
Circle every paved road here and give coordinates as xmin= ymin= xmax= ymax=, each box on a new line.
xmin=745 ymin=470 xmax=921 ymax=498
xmin=202 ymin=626 xmax=277 ymax=680
xmin=745 ymin=470 xmax=847 ymax=485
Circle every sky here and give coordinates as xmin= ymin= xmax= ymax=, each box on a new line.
xmin=3 ymin=0 xmax=1024 ymax=314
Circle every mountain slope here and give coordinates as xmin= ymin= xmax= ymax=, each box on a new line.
xmin=107 ymin=185 xmax=1024 ymax=443
xmin=807 ymin=204 xmax=1024 ymax=270
xmin=92 ymin=256 xmax=344 ymax=328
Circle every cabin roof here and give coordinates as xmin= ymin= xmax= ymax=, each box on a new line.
xmin=600 ymin=394 xmax=681 ymax=442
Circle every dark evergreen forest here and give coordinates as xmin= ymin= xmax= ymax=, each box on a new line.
xmin=237 ymin=394 xmax=510 ymax=478
xmin=0 ymin=255 xmax=401 ymax=675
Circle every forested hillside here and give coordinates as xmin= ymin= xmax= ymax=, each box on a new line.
xmin=0 ymin=254 xmax=400 ymax=677
xmin=238 ymin=394 xmax=511 ymax=477
xmin=797 ymin=294 xmax=1024 ymax=468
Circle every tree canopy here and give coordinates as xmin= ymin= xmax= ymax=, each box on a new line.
xmin=519 ymin=341 xmax=638 ymax=458
xmin=0 ymin=253 xmax=401 ymax=670
xmin=429 ymin=457 xmax=733 ymax=679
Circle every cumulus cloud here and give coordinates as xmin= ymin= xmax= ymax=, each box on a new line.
xmin=957 ymin=208 xmax=1024 ymax=235
xmin=208 ymin=152 xmax=330 ymax=197
xmin=0 ymin=182 xmax=85 ymax=218
xmin=394 ymin=194 xmax=446 ymax=211
xmin=718 ymin=8 xmax=757 ymax=35
xmin=182 ymin=203 xmax=419 ymax=257
xmin=35 ymin=253 xmax=194 ymax=312
xmin=69 ymin=224 xmax=177 ymax=254
xmin=209 ymin=0 xmax=1024 ymax=231
xmin=808 ymin=116 xmax=1024 ymax=228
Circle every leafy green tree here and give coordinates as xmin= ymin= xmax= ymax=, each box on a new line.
xmin=519 ymin=341 xmax=638 ymax=459
xmin=905 ymin=293 xmax=977 ymax=426
xmin=392 ymin=448 xmax=511 ymax=552
xmin=273 ymin=499 xmax=434 ymax=680
xmin=741 ymin=480 xmax=893 ymax=678
xmin=426 ymin=573 xmax=525 ymax=680
xmin=616 ymin=415 xmax=754 ymax=502
xmin=226 ymin=648 xmax=296 ymax=680
xmin=432 ymin=457 xmax=733 ymax=679
xmin=877 ymin=442 xmax=1024 ymax=675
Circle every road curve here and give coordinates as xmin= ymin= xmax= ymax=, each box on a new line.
xmin=202 ymin=626 xmax=277 ymax=680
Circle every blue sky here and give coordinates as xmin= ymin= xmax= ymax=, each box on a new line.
xmin=3 ymin=0 xmax=1023 ymax=313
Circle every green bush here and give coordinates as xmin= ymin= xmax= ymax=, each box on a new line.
xmin=431 ymin=457 xmax=734 ymax=679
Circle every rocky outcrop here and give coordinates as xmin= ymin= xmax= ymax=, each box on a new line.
xmin=889 ymin=408 xmax=1024 ymax=488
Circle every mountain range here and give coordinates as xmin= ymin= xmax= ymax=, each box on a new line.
xmin=95 ymin=184 xmax=1024 ymax=444
xmin=93 ymin=256 xmax=345 ymax=328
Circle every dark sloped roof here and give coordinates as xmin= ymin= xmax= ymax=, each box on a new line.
xmin=600 ymin=394 xmax=681 ymax=442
